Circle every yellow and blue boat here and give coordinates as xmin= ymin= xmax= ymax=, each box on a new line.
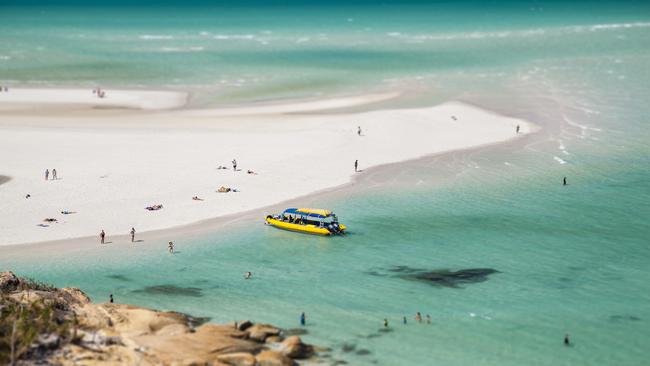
xmin=265 ymin=208 xmax=347 ymax=236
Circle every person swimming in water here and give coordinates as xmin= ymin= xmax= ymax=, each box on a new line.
xmin=415 ymin=312 xmax=422 ymax=323
xmin=244 ymin=271 xmax=252 ymax=279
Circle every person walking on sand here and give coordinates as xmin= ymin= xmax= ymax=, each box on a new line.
xmin=45 ymin=169 xmax=49 ymax=181
xmin=130 ymin=227 xmax=136 ymax=242
xmin=354 ymin=160 xmax=358 ymax=172
xmin=563 ymin=177 xmax=567 ymax=186
xmin=168 ymin=241 xmax=174 ymax=254
xmin=300 ymin=312 xmax=306 ymax=326
xmin=52 ymin=168 xmax=57 ymax=180
xmin=232 ymin=159 xmax=237 ymax=171
xmin=100 ymin=230 xmax=105 ymax=244
xmin=357 ymin=126 xmax=362 ymax=136
xmin=516 ymin=124 xmax=520 ymax=134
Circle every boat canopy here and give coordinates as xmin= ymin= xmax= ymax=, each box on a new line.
xmin=283 ymin=208 xmax=333 ymax=219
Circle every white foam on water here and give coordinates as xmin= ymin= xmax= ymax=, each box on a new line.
xmin=157 ymin=46 xmax=205 ymax=53
xmin=385 ymin=21 xmax=650 ymax=44
xmin=0 ymin=55 xmax=10 ymax=61
xmin=554 ymin=156 xmax=567 ymax=165
xmin=139 ymin=34 xmax=175 ymax=40
xmin=213 ymin=34 xmax=255 ymax=40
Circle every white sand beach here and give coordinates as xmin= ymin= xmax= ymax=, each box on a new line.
xmin=0 ymin=88 xmax=533 ymax=246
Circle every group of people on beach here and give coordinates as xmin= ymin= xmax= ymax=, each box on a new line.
xmin=92 ymin=88 xmax=106 ymax=98
xmin=99 ymin=228 xmax=175 ymax=253
xmin=0 ymin=86 xmax=9 ymax=92
xmin=44 ymin=168 xmax=58 ymax=180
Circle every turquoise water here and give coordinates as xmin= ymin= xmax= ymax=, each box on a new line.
xmin=2 ymin=2 xmax=650 ymax=365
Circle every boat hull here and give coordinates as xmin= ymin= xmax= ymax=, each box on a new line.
xmin=265 ymin=217 xmax=346 ymax=236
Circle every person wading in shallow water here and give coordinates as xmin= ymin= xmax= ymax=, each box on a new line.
xmin=109 ymin=294 xmax=114 ymax=303
xmin=130 ymin=227 xmax=136 ymax=242
xmin=168 ymin=241 xmax=174 ymax=254
xmin=383 ymin=319 xmax=388 ymax=328
xmin=300 ymin=312 xmax=306 ymax=326
xmin=564 ymin=334 xmax=570 ymax=346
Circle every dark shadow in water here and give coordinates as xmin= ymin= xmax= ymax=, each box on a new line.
xmin=106 ymin=274 xmax=130 ymax=281
xmin=610 ymin=315 xmax=641 ymax=322
xmin=341 ymin=343 xmax=356 ymax=353
xmin=356 ymin=349 xmax=372 ymax=356
xmin=386 ymin=266 xmax=499 ymax=288
xmin=132 ymin=284 xmax=203 ymax=297
xmin=285 ymin=328 xmax=308 ymax=336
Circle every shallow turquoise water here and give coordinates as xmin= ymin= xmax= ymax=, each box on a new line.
xmin=2 ymin=2 xmax=650 ymax=365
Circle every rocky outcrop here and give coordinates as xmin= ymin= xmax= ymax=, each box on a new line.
xmin=0 ymin=271 xmax=320 ymax=366
xmin=280 ymin=336 xmax=315 ymax=359
xmin=247 ymin=323 xmax=282 ymax=342
xmin=256 ymin=350 xmax=296 ymax=366
xmin=0 ymin=271 xmax=20 ymax=292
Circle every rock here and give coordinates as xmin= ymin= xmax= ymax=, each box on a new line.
xmin=155 ymin=323 xmax=190 ymax=336
xmin=265 ymin=335 xmax=284 ymax=344
xmin=60 ymin=287 xmax=92 ymax=305
xmin=237 ymin=320 xmax=253 ymax=331
xmin=255 ymin=350 xmax=295 ymax=366
xmin=216 ymin=352 xmax=257 ymax=366
xmin=279 ymin=336 xmax=314 ymax=359
xmin=0 ymin=271 xmax=20 ymax=293
xmin=246 ymin=323 xmax=281 ymax=342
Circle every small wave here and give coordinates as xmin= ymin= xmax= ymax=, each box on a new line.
xmin=387 ymin=21 xmax=650 ymax=43
xmin=139 ymin=34 xmax=175 ymax=40
xmin=554 ymin=156 xmax=567 ymax=165
xmin=295 ymin=37 xmax=310 ymax=44
xmin=158 ymin=46 xmax=205 ymax=53
xmin=213 ymin=34 xmax=255 ymax=40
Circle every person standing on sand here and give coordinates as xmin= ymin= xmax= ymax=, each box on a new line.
xmin=130 ymin=227 xmax=136 ymax=242
xmin=232 ymin=159 xmax=237 ymax=171
xmin=563 ymin=177 xmax=567 ymax=186
xmin=354 ymin=160 xmax=358 ymax=172
xmin=45 ymin=169 xmax=49 ymax=180
xmin=300 ymin=312 xmax=306 ymax=326
xmin=357 ymin=126 xmax=362 ymax=136
xmin=52 ymin=168 xmax=57 ymax=180
xmin=516 ymin=124 xmax=520 ymax=134
xmin=100 ymin=230 xmax=105 ymax=244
